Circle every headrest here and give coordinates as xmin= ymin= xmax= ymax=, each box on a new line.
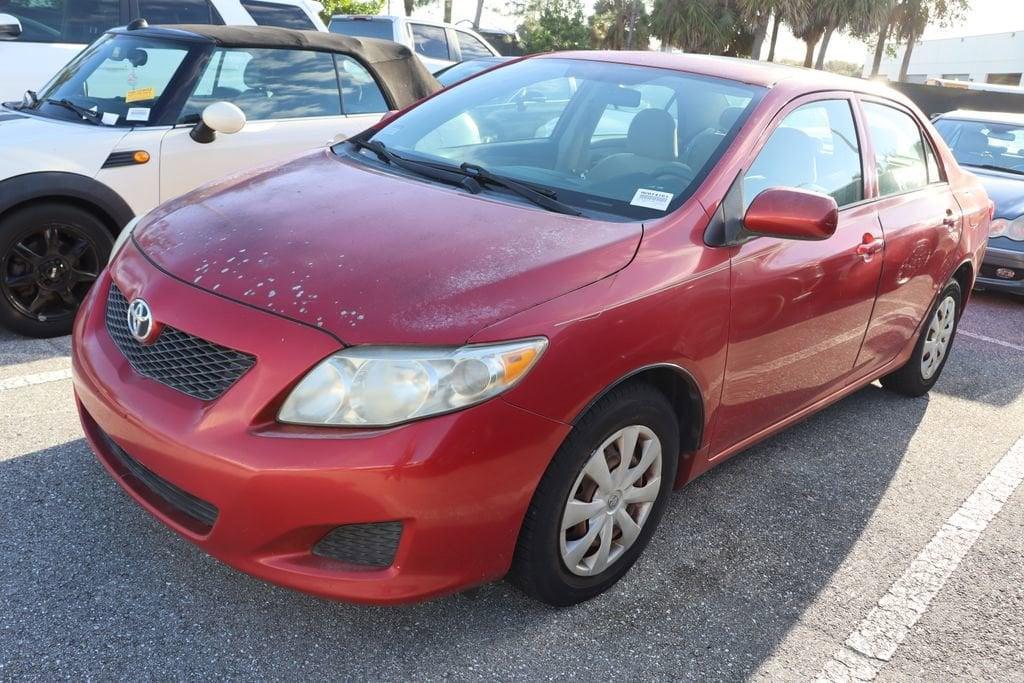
xmin=718 ymin=106 xmax=743 ymax=130
xmin=627 ymin=109 xmax=678 ymax=161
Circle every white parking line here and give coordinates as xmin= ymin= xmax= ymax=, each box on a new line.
xmin=959 ymin=330 xmax=1024 ymax=353
xmin=817 ymin=434 xmax=1024 ymax=682
xmin=0 ymin=368 xmax=72 ymax=393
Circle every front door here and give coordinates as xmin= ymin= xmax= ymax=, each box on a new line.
xmin=159 ymin=46 xmax=387 ymax=201
xmin=711 ymin=97 xmax=884 ymax=455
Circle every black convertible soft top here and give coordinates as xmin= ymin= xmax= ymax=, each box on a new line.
xmin=111 ymin=24 xmax=441 ymax=110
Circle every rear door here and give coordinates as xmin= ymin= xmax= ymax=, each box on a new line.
xmin=159 ymin=48 xmax=387 ymax=201
xmin=855 ymin=97 xmax=962 ymax=368
xmin=711 ymin=95 xmax=885 ymax=454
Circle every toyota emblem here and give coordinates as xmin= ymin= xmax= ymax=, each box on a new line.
xmin=127 ymin=298 xmax=156 ymax=344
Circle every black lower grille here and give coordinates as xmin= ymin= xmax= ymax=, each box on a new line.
xmin=97 ymin=428 xmax=219 ymax=530
xmin=105 ymin=284 xmax=255 ymax=401
xmin=313 ymin=522 xmax=403 ymax=568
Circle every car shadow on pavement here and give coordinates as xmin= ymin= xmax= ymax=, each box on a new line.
xmin=0 ymin=329 xmax=71 ymax=369
xmin=0 ymin=383 xmax=931 ymax=680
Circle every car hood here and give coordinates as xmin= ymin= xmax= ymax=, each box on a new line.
xmin=0 ymin=109 xmax=129 ymax=179
xmin=965 ymin=165 xmax=1024 ymax=219
xmin=133 ymin=150 xmax=642 ymax=345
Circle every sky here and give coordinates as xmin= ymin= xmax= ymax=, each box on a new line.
xmin=398 ymin=0 xmax=1024 ymax=68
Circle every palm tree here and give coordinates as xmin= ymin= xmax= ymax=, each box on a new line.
xmin=814 ymin=0 xmax=891 ymax=70
xmin=651 ymin=0 xmax=728 ymax=53
xmin=473 ymin=0 xmax=485 ymax=28
xmin=443 ymin=0 xmax=453 ymax=23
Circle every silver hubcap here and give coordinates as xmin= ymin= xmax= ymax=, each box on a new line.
xmin=560 ymin=425 xmax=663 ymax=577
xmin=922 ymin=295 xmax=956 ymax=380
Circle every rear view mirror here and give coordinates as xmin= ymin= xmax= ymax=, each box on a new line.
xmin=190 ymin=102 xmax=246 ymax=144
xmin=0 ymin=13 xmax=22 ymax=40
xmin=606 ymin=86 xmax=642 ymax=108
xmin=743 ymin=187 xmax=838 ymax=241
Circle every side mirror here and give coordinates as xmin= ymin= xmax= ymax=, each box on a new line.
xmin=743 ymin=187 xmax=838 ymax=241
xmin=0 ymin=13 xmax=23 ymax=40
xmin=190 ymin=102 xmax=246 ymax=144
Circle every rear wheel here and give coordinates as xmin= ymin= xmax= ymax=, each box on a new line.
xmin=509 ymin=382 xmax=679 ymax=606
xmin=0 ymin=203 xmax=112 ymax=338
xmin=881 ymin=279 xmax=962 ymax=397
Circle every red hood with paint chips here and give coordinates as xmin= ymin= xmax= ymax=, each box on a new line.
xmin=132 ymin=150 xmax=641 ymax=345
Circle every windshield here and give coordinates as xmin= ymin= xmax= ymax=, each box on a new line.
xmin=329 ymin=18 xmax=394 ymax=40
xmin=363 ymin=58 xmax=762 ymax=220
xmin=436 ymin=60 xmax=502 ymax=87
xmin=934 ymin=117 xmax=1024 ymax=174
xmin=32 ymin=33 xmax=195 ymax=126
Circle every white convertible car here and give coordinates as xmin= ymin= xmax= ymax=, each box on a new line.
xmin=0 ymin=23 xmax=438 ymax=337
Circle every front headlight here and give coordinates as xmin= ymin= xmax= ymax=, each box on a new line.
xmin=109 ymin=215 xmax=142 ymax=261
xmin=989 ymin=216 xmax=1024 ymax=241
xmin=278 ymin=338 xmax=548 ymax=427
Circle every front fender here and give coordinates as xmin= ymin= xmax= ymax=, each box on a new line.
xmin=0 ymin=171 xmax=135 ymax=230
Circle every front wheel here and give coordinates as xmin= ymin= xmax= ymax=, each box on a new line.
xmin=881 ymin=279 xmax=962 ymax=397
xmin=0 ymin=203 xmax=112 ymax=338
xmin=508 ymin=382 xmax=679 ymax=606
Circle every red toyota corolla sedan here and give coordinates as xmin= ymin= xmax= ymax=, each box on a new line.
xmin=72 ymin=52 xmax=991 ymax=606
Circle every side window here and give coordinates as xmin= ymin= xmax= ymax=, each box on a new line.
xmin=861 ymin=102 xmax=929 ymax=196
xmin=743 ymin=99 xmax=863 ymax=210
xmin=456 ymin=31 xmax=492 ymax=60
xmin=183 ymin=48 xmax=341 ymax=122
xmin=923 ymin=133 xmax=943 ymax=183
xmin=336 ymin=56 xmax=388 ymax=115
xmin=410 ymin=24 xmax=449 ymax=60
xmin=240 ymin=0 xmax=315 ymax=29
xmin=138 ymin=0 xmax=223 ymax=25
xmin=3 ymin=0 xmax=118 ymax=44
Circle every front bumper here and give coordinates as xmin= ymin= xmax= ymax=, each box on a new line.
xmin=977 ymin=245 xmax=1024 ymax=295
xmin=72 ymin=246 xmax=570 ymax=604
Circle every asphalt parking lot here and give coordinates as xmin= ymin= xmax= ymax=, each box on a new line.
xmin=1 ymin=291 xmax=1022 ymax=681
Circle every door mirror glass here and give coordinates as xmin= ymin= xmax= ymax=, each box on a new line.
xmin=190 ymin=101 xmax=246 ymax=143
xmin=743 ymin=187 xmax=838 ymax=241
xmin=0 ymin=13 xmax=23 ymax=39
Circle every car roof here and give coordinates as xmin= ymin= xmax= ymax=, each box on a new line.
xmin=107 ymin=24 xmax=441 ymax=109
xmin=540 ymin=51 xmax=907 ymax=96
xmin=935 ymin=109 xmax=1024 ymax=125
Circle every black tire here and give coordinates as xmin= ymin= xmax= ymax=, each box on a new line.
xmin=0 ymin=203 xmax=113 ymax=338
xmin=880 ymin=279 xmax=962 ymax=397
xmin=508 ymin=382 xmax=680 ymax=606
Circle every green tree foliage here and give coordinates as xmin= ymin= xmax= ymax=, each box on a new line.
xmin=511 ymin=0 xmax=591 ymax=52
xmin=319 ymin=0 xmax=385 ymax=23
xmin=650 ymin=0 xmax=753 ymax=55
xmin=589 ymin=0 xmax=651 ymax=50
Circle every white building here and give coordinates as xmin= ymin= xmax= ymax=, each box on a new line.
xmin=867 ymin=29 xmax=1024 ymax=86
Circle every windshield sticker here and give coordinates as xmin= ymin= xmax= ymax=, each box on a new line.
xmin=630 ymin=188 xmax=674 ymax=211
xmin=101 ymin=112 xmax=119 ymax=126
xmin=125 ymin=87 xmax=155 ymax=103
xmin=126 ymin=107 xmax=150 ymax=123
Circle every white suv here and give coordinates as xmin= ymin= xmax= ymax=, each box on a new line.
xmin=0 ymin=0 xmax=326 ymax=103
xmin=328 ymin=15 xmax=499 ymax=73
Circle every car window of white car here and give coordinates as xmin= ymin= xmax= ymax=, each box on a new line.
xmin=336 ymin=56 xmax=388 ymax=115
xmin=743 ymin=99 xmax=863 ymax=209
xmin=239 ymin=0 xmax=315 ymax=29
xmin=182 ymin=47 xmax=342 ymax=122
xmin=137 ymin=0 xmax=223 ymax=24
xmin=410 ymin=24 xmax=449 ymax=60
xmin=455 ymin=31 xmax=491 ymax=60
xmin=4 ymin=0 xmax=118 ymax=43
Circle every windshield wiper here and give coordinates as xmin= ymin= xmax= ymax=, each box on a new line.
xmin=458 ymin=162 xmax=582 ymax=216
xmin=349 ymin=137 xmax=482 ymax=194
xmin=43 ymin=98 xmax=104 ymax=125
xmin=962 ymin=162 xmax=1024 ymax=176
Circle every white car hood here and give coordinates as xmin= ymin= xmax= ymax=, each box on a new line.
xmin=0 ymin=108 xmax=129 ymax=181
